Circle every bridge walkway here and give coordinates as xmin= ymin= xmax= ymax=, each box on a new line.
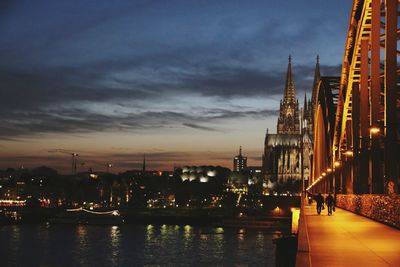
xmin=296 ymin=201 xmax=400 ymax=266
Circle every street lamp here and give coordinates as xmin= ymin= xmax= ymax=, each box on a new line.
xmin=369 ymin=126 xmax=380 ymax=135
xmin=344 ymin=150 xmax=353 ymax=156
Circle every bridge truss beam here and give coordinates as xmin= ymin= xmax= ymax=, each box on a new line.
xmin=309 ymin=0 xmax=400 ymax=195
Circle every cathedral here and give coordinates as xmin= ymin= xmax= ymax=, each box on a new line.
xmin=262 ymin=56 xmax=320 ymax=187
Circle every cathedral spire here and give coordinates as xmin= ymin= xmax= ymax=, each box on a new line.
xmin=284 ymin=55 xmax=296 ymax=104
xmin=311 ymin=55 xmax=321 ymax=106
xmin=277 ymin=55 xmax=300 ymax=135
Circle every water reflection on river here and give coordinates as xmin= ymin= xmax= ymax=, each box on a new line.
xmin=0 ymin=224 xmax=279 ymax=266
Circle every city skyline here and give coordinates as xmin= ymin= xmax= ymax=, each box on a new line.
xmin=0 ymin=1 xmax=352 ymax=172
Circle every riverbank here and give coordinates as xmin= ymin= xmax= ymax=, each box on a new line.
xmin=1 ymin=196 xmax=300 ymax=229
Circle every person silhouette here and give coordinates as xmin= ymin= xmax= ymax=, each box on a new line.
xmin=315 ymin=193 xmax=324 ymax=215
xmin=325 ymin=193 xmax=335 ymax=215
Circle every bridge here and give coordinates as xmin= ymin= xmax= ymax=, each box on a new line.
xmin=296 ymin=0 xmax=400 ymax=266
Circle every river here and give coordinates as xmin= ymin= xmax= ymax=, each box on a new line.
xmin=0 ymin=224 xmax=281 ymax=266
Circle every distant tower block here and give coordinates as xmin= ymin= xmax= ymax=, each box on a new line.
xmin=233 ymin=146 xmax=247 ymax=172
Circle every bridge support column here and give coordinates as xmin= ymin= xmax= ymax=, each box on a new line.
xmin=384 ymin=0 xmax=398 ymax=194
xmin=345 ymin=120 xmax=353 ymax=193
xmin=359 ymin=38 xmax=370 ymax=194
xmin=352 ymin=82 xmax=360 ymax=193
xmin=370 ymin=0 xmax=383 ymax=194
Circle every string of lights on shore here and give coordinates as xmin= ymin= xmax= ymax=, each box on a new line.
xmin=66 ymin=207 xmax=120 ymax=216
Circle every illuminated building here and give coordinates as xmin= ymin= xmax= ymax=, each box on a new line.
xmin=233 ymin=146 xmax=247 ymax=172
xmin=262 ymin=56 xmax=317 ymax=186
xmin=227 ymin=171 xmax=248 ymax=194
xmin=244 ymin=166 xmax=263 ymax=186
xmin=178 ymin=165 xmax=228 ymax=183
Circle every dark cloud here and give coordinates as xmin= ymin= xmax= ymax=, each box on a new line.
xmin=182 ymin=123 xmax=219 ymax=132
xmin=0 ymin=0 xmax=349 ymax=144
xmin=0 ymin=105 xmax=278 ymax=139
xmin=177 ymin=66 xmax=284 ymax=98
xmin=0 ymin=56 xmax=337 ymax=140
xmin=293 ymin=64 xmax=342 ymax=94
xmin=0 ymin=66 xmax=154 ymax=112
xmin=204 ymin=108 xmax=279 ymax=120
xmin=0 ymin=58 xmax=341 ymax=111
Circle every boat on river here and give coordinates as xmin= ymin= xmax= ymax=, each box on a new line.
xmin=50 ymin=207 xmax=124 ymax=225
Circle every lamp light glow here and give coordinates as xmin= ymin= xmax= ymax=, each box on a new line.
xmin=344 ymin=150 xmax=353 ymax=156
xmin=370 ymin=126 xmax=380 ymax=135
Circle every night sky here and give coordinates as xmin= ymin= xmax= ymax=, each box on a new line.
xmin=0 ymin=0 xmax=352 ymax=172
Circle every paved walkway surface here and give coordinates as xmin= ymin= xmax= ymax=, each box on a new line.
xmin=302 ymin=203 xmax=400 ymax=267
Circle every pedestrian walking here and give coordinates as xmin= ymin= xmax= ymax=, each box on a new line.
xmin=315 ymin=193 xmax=324 ymax=215
xmin=325 ymin=193 xmax=335 ymax=215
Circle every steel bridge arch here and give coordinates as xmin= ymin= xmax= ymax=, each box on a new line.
xmin=309 ymin=78 xmax=340 ymax=193
xmin=309 ymin=0 xmax=400 ymax=195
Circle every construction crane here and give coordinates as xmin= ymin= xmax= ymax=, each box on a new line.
xmin=48 ymin=149 xmax=79 ymax=175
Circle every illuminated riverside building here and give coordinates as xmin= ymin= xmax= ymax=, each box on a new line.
xmin=262 ymin=56 xmax=318 ymax=187
xmin=233 ymin=146 xmax=247 ymax=172
xmin=178 ymin=165 xmax=228 ymax=183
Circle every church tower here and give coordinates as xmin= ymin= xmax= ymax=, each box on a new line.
xmin=307 ymin=55 xmax=321 ymax=138
xmin=311 ymin=55 xmax=321 ymax=109
xmin=277 ymin=56 xmax=300 ymax=134
xmin=263 ymin=55 xmax=316 ymax=188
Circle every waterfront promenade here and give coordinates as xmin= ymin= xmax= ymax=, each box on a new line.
xmin=297 ymin=202 xmax=400 ymax=267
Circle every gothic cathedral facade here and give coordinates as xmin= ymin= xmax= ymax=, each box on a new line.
xmin=262 ymin=56 xmax=320 ymax=189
